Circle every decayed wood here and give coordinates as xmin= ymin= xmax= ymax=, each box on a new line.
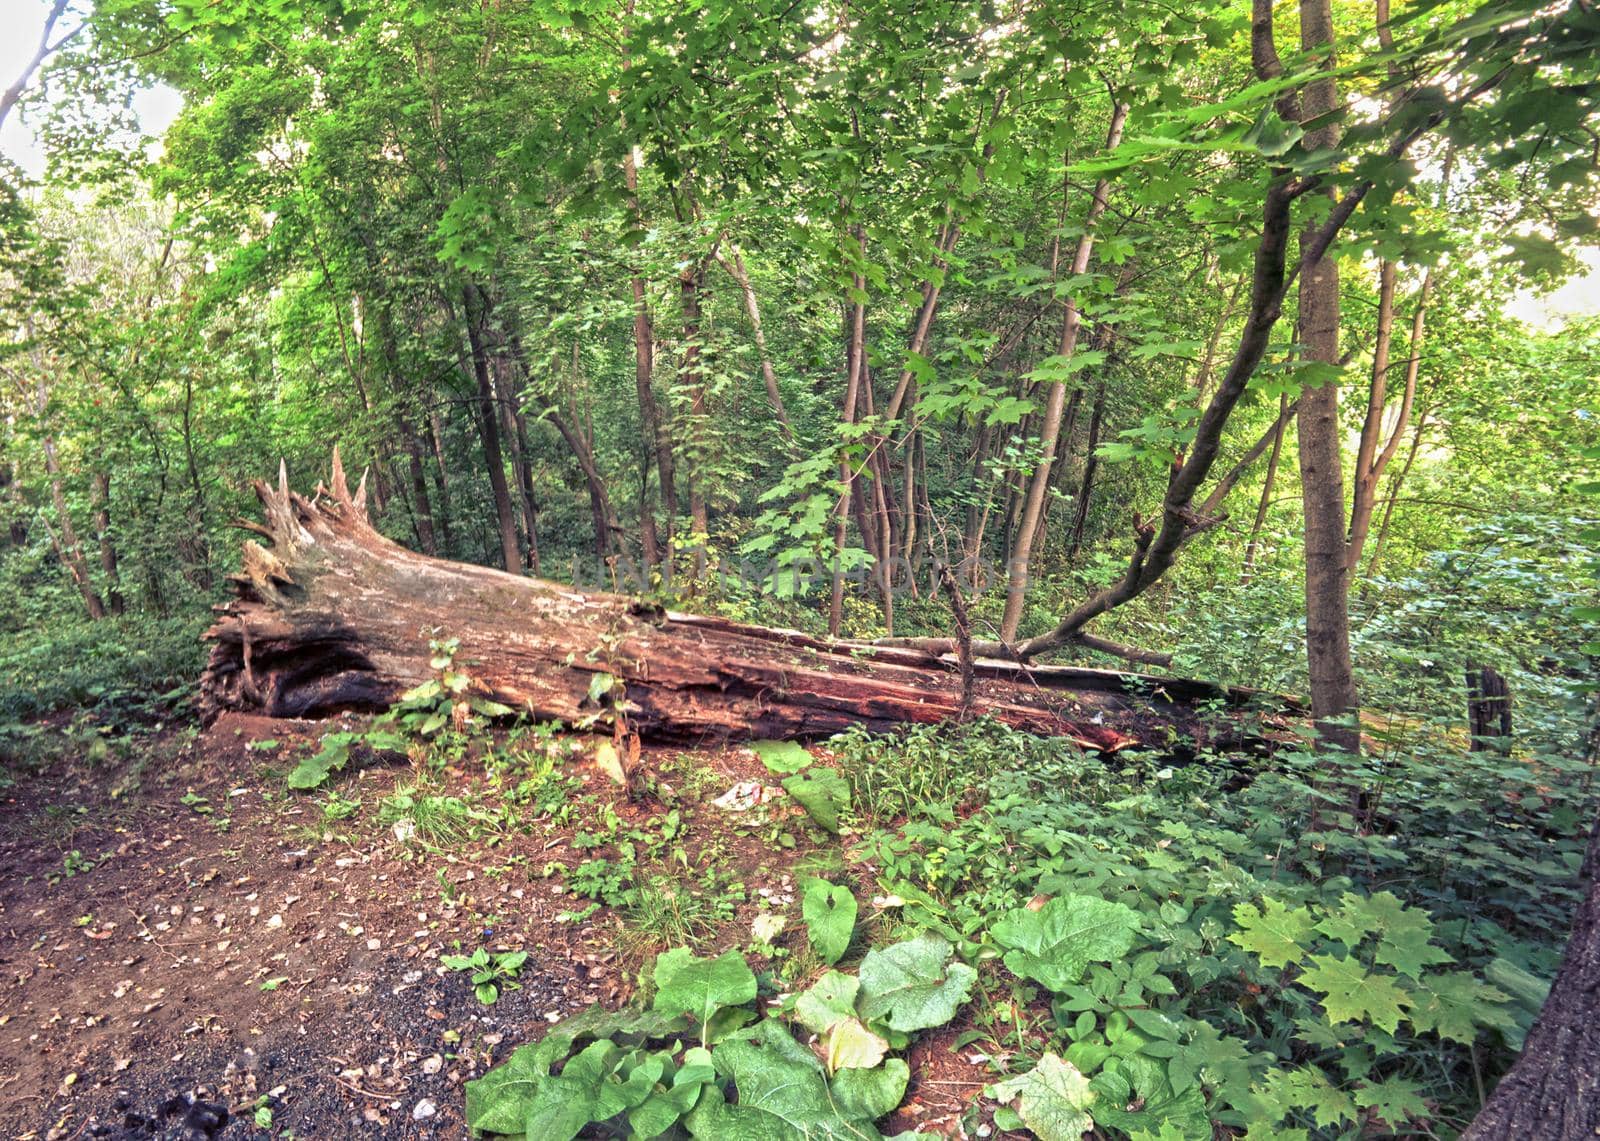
xmin=202 ymin=454 xmax=1289 ymax=750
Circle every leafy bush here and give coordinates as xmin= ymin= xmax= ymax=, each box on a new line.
xmin=842 ymin=718 xmax=1588 ymax=1137
xmin=0 ymin=611 xmax=206 ymax=722
xmin=465 ymin=927 xmax=969 ymax=1139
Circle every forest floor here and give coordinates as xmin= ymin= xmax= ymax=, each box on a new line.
xmin=0 ymin=712 xmax=997 ymax=1140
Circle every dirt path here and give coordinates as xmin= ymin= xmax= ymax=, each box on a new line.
xmin=0 ymin=712 xmax=999 ymax=1140
xmin=0 ymin=714 xmax=650 ymax=1139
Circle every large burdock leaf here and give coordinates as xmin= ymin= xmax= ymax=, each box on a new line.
xmin=856 ymin=932 xmax=977 ymax=1032
xmin=986 ymin=1053 xmax=1097 ymax=1141
xmin=783 ymin=767 xmax=851 ymax=833
xmin=629 ymin=1047 xmax=716 ymax=1139
xmin=752 ymin=739 xmax=814 ymax=774
xmin=823 ymin=1017 xmax=889 ymax=1073
xmin=794 ymin=970 xmax=861 ymax=1035
xmin=991 ymin=894 xmax=1142 ymax=992
xmin=803 ymin=878 xmax=858 ymax=965
xmin=465 ymin=1032 xmax=572 ymax=1135
xmin=832 ymin=1059 xmax=910 ymax=1123
xmin=686 ymin=1023 xmax=882 ymax=1139
xmin=464 ymin=1005 xmax=691 ymax=1134
xmin=653 ymin=948 xmax=759 ymax=1046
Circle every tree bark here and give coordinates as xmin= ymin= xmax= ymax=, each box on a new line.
xmin=1000 ymin=100 xmax=1128 ymax=643
xmin=717 ymin=243 xmax=794 ymax=444
xmin=1465 ymin=664 xmax=1512 ymax=750
xmin=829 ymin=234 xmax=868 ymax=638
xmin=1463 ymin=811 xmax=1600 ymax=1140
xmin=624 ymin=154 xmax=672 ymax=570
xmin=199 ymin=456 xmax=1286 ymax=751
xmin=90 ymin=471 xmax=126 ymax=616
xmin=1066 ymin=380 xmax=1108 ymax=563
xmin=1361 ymin=408 xmax=1429 ymax=585
xmin=41 ymin=433 xmax=106 ymax=620
xmin=1241 ymin=393 xmax=1291 ymax=583
xmin=1294 ymin=0 xmax=1361 ymax=755
xmin=461 ymin=286 xmax=522 ymax=573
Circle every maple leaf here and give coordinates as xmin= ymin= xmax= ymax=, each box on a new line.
xmin=1260 ymin=1066 xmax=1357 ymax=1129
xmin=1405 ymin=971 xmax=1515 ymax=1044
xmin=1355 ymin=1076 xmax=1430 ymax=1127
xmin=1298 ymin=953 xmax=1413 ymax=1033
xmin=1314 ymin=892 xmax=1455 ymax=979
xmin=1229 ymin=897 xmax=1313 ymax=970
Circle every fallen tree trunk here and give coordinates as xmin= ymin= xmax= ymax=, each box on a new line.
xmin=201 ymin=455 xmax=1289 ymax=750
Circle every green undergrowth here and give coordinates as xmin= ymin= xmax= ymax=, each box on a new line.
xmin=464 ymin=715 xmax=1589 ymax=1140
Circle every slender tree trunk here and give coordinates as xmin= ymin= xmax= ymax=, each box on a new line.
xmin=491 ymin=354 xmax=540 ymax=569
xmin=400 ymin=427 xmax=437 ymax=556
xmin=830 ymin=240 xmax=868 ymax=638
xmin=1295 ymin=0 xmax=1360 ymax=755
xmin=718 ymin=243 xmax=795 ymax=444
xmin=375 ymin=305 xmax=437 ymax=556
xmin=1361 ymin=409 xmax=1429 ymax=584
xmin=547 ymin=408 xmax=621 ymax=560
xmin=1000 ymin=100 xmax=1128 ymax=642
xmin=624 ymin=152 xmax=670 ymax=569
xmin=681 ymin=260 xmax=711 ymax=580
xmin=90 ymin=471 xmax=125 ymax=616
xmin=428 ymin=409 xmax=455 ymax=556
xmin=1066 ymin=380 xmax=1108 ymax=562
xmin=41 ymin=437 xmax=106 ymax=620
xmin=512 ymin=409 xmax=541 ymax=576
xmin=1241 ymin=393 xmax=1291 ymax=583
xmin=1349 ymin=262 xmax=1430 ymax=571
xmin=461 ymin=286 xmax=523 ymax=573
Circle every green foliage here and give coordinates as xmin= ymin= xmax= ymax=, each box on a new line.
xmin=801 ymin=878 xmax=858 ymax=966
xmin=992 ymin=895 xmax=1145 ymax=992
xmin=752 ymin=739 xmax=814 ymax=775
xmin=652 ymin=948 xmax=759 ymax=1047
xmin=987 ymin=1054 xmax=1097 ymax=1141
xmin=782 ymin=767 xmax=851 ymax=835
xmin=855 ymin=932 xmax=978 ymax=1033
xmin=442 ymin=946 xmax=528 ymax=1006
xmin=838 ymin=718 xmax=1587 ymax=1138
xmin=468 ymin=937 xmax=974 ymax=1138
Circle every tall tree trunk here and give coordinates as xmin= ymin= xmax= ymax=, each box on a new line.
xmin=492 ymin=355 xmax=540 ymax=570
xmin=41 ymin=435 xmax=106 ymax=620
xmin=546 ymin=408 xmax=622 ymax=561
xmin=375 ymin=305 xmax=437 ymax=557
xmin=400 ymin=426 xmax=437 ymax=556
xmin=1347 ymin=259 xmax=1428 ymax=572
xmin=1241 ymin=393 xmax=1291 ymax=583
xmin=1066 ymin=380 xmax=1108 ymax=563
xmin=461 ymin=286 xmax=522 ymax=573
xmin=90 ymin=471 xmax=125 ymax=616
xmin=1000 ymin=100 xmax=1128 ymax=643
xmin=829 ymin=241 xmax=868 ymax=638
xmin=680 ymin=260 xmax=711 ymax=581
xmin=512 ymin=408 xmax=542 ymax=576
xmin=717 ymin=243 xmax=795 ymax=445
xmin=1295 ymin=0 xmax=1360 ymax=754
xmin=428 ymin=409 xmax=455 ymax=557
xmin=1361 ymin=408 xmax=1429 ymax=585
xmin=624 ymin=150 xmax=670 ymax=569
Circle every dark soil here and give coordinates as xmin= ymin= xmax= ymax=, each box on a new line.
xmin=0 ymin=712 xmax=1002 ymax=1139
